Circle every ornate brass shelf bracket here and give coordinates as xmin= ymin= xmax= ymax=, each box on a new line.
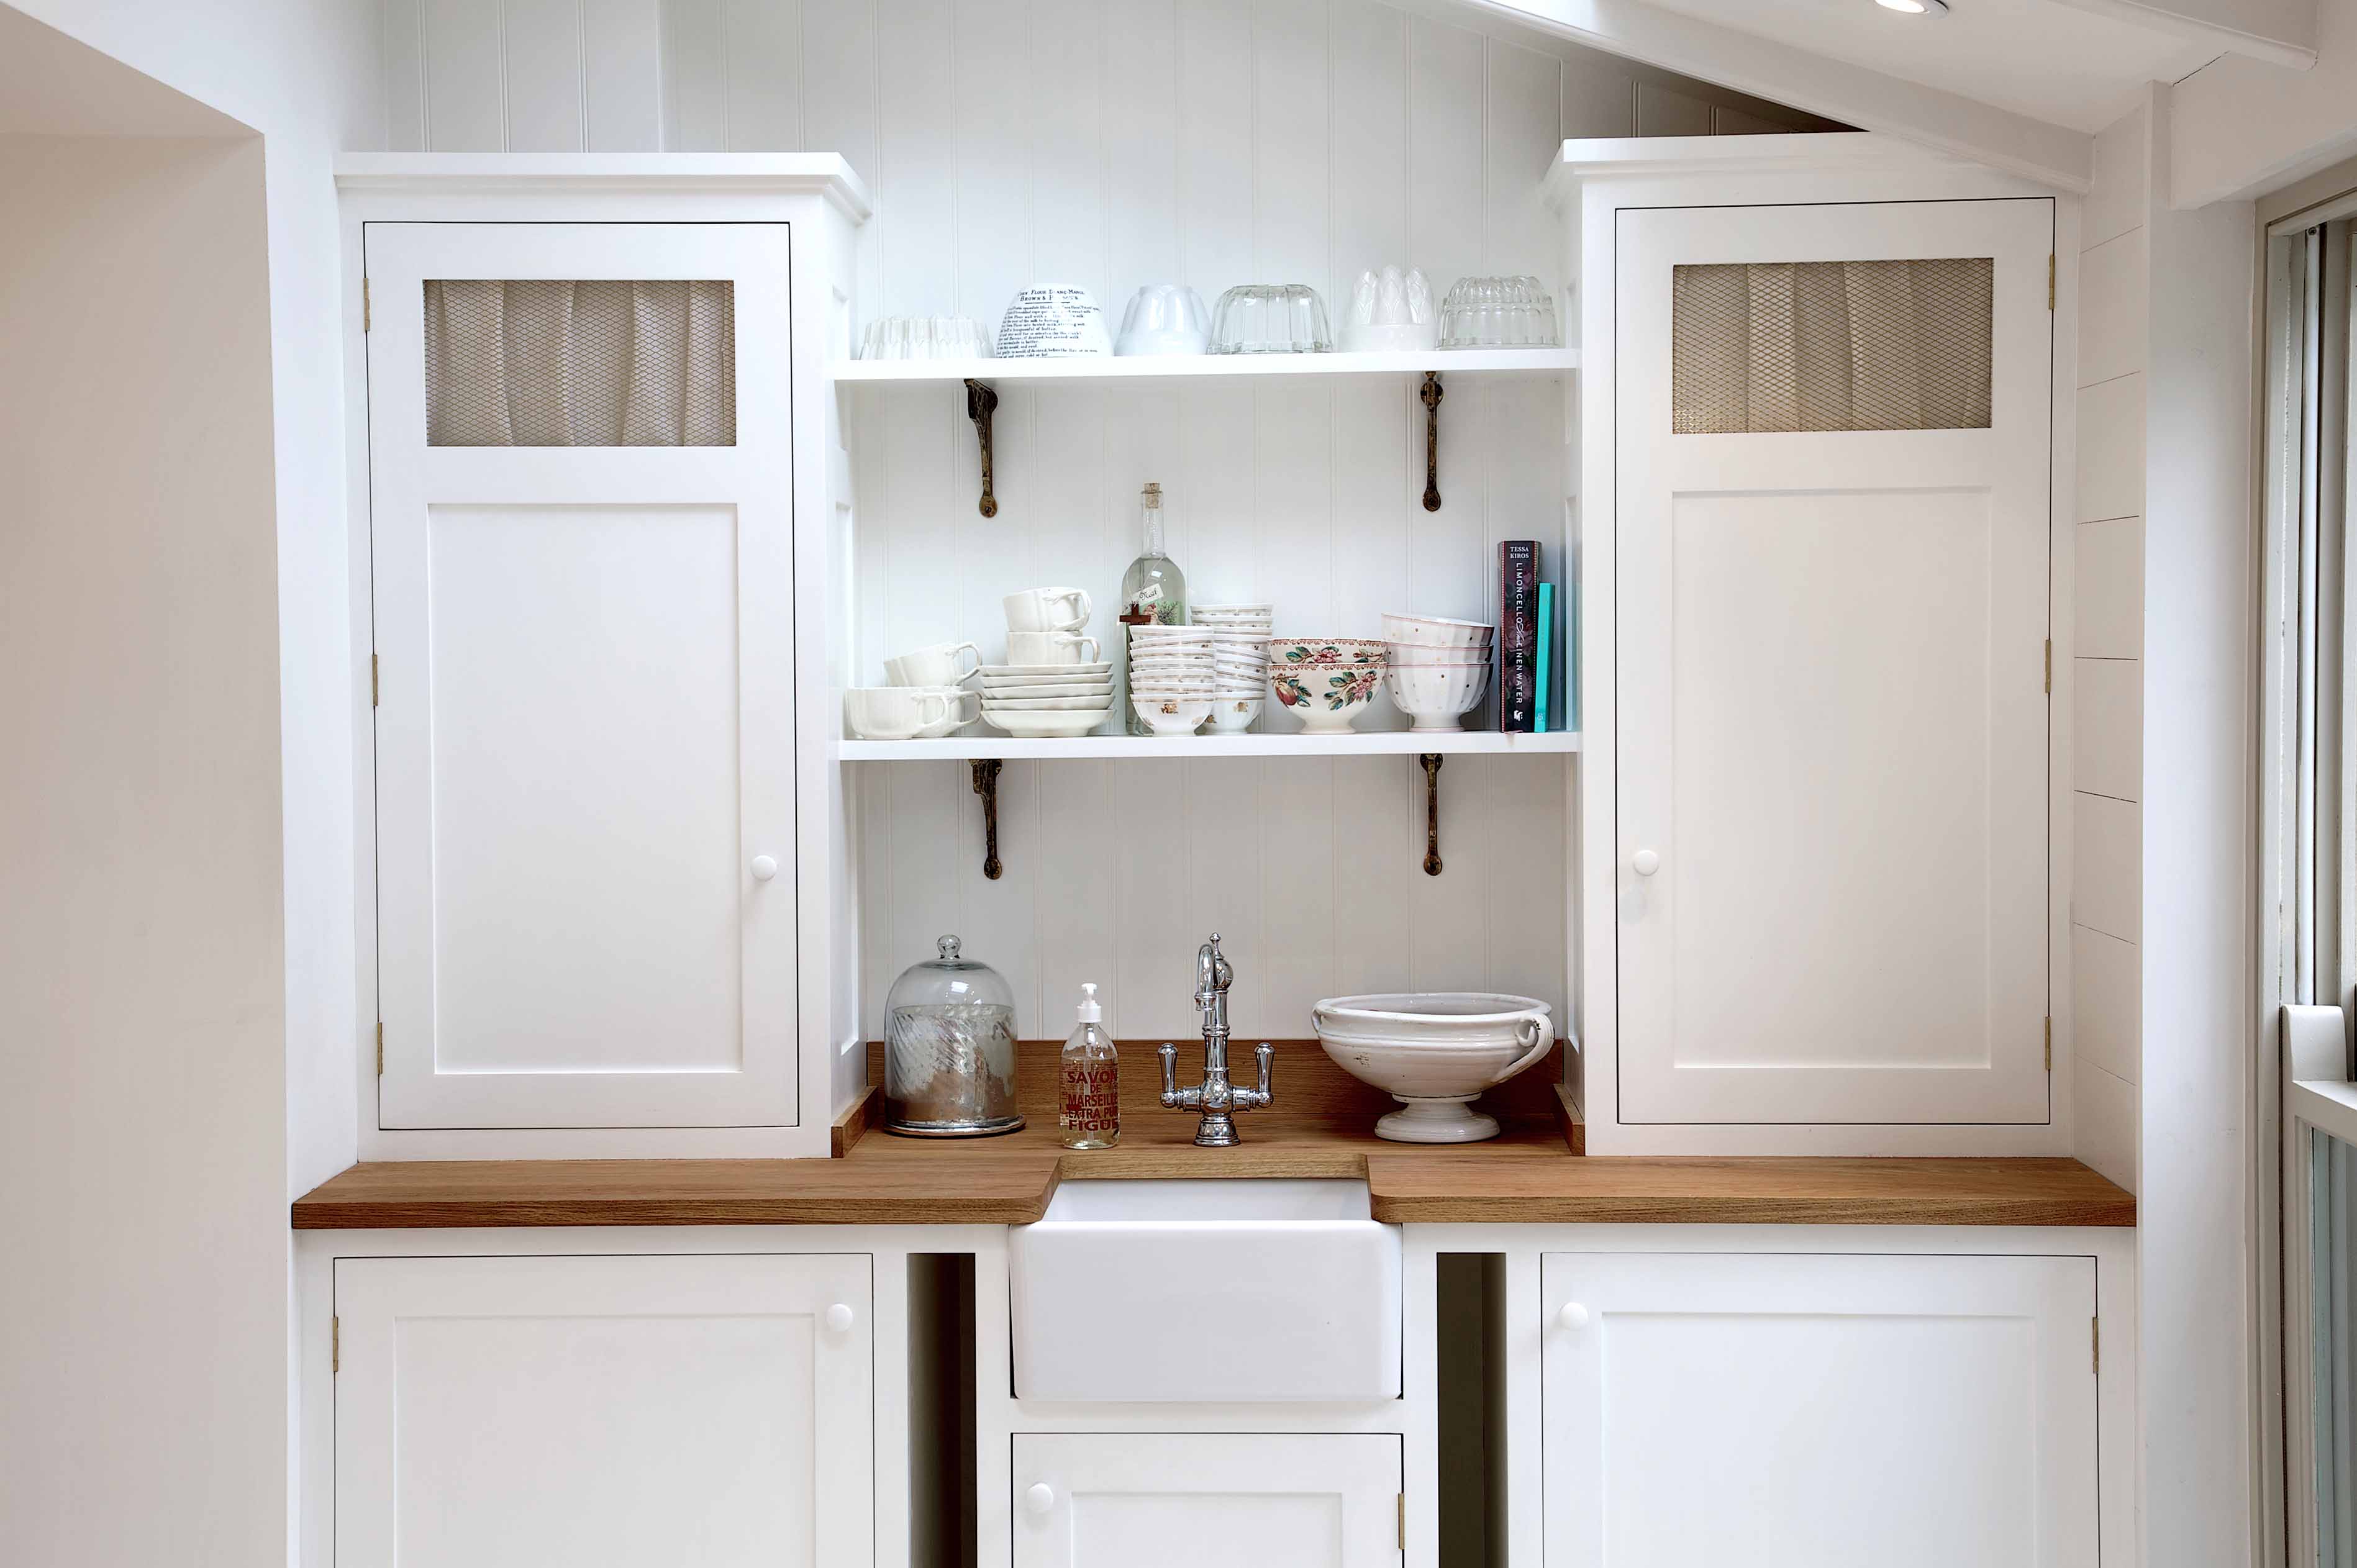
xmin=1420 ymin=372 xmax=1444 ymax=512
xmin=965 ymin=379 xmax=1000 ymax=518
xmin=971 ymin=758 xmax=1004 ymax=879
xmin=1420 ymin=753 xmax=1444 ymax=876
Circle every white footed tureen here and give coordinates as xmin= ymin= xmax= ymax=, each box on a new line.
xmin=1310 ymin=992 xmax=1555 ymax=1143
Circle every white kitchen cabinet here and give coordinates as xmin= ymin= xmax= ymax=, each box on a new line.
xmin=1540 ymin=1250 xmax=2097 ymax=1568
xmin=1011 ymin=1433 xmax=1401 ymax=1568
xmin=342 ymin=159 xmax=871 ymax=1154
xmin=333 ymin=1252 xmax=872 ymax=1568
xmin=1615 ymin=196 xmax=2055 ymax=1128
xmin=1563 ymin=138 xmax=2075 ymax=1152
xmin=365 ymin=219 xmax=797 ymax=1131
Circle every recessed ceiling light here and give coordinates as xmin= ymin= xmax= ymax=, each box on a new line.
xmin=1876 ymin=0 xmax=1950 ymax=12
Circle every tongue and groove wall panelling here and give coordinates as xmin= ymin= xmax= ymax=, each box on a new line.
xmin=371 ymin=0 xmax=1824 ymax=1043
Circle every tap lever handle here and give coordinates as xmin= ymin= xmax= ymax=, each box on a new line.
xmin=1254 ymin=1041 xmax=1273 ymax=1102
xmin=1158 ymin=1042 xmax=1179 ymax=1107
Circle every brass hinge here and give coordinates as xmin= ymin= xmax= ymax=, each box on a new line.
xmin=2048 ymin=253 xmax=2056 ymax=312
xmin=1397 ymin=1493 xmax=1405 ymax=1551
xmin=2091 ymin=1316 xmax=2100 ymax=1374
xmin=332 ymin=1315 xmax=340 ymax=1374
xmin=2045 ymin=1017 xmax=2053 ymax=1072
xmin=371 ymin=653 xmax=379 ymax=708
xmin=363 ymin=277 xmax=371 ymax=333
xmin=375 ymin=1021 xmax=384 ymax=1076
xmin=2043 ymin=640 xmax=2051 ymax=694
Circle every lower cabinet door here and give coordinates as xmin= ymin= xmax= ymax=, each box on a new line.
xmin=334 ymin=1253 xmax=871 ymax=1568
xmin=1013 ymin=1432 xmax=1401 ymax=1568
xmin=1542 ymin=1251 xmax=2097 ymax=1568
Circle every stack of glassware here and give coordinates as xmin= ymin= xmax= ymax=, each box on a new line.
xmin=1210 ymin=284 xmax=1332 ymax=353
xmin=859 ymin=315 xmax=991 ymax=360
xmin=1437 ymin=276 xmax=1560 ymax=349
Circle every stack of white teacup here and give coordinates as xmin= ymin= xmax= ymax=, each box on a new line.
xmin=1193 ymin=602 xmax=1276 ymax=733
xmin=980 ymin=587 xmax=1116 ymax=738
xmin=845 ymin=638 xmax=983 ymax=740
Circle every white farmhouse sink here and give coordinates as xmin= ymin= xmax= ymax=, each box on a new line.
xmin=1010 ymin=1179 xmax=1402 ymax=1403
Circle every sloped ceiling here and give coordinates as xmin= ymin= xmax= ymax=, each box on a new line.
xmin=1635 ymin=0 xmax=2216 ymax=130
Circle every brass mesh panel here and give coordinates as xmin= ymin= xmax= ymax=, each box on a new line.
xmin=422 ymin=279 xmax=737 ymax=446
xmin=1671 ymin=258 xmax=1993 ymax=434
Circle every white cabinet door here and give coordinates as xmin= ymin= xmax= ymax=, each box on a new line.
xmin=334 ymin=1253 xmax=870 ymax=1568
xmin=1615 ymin=198 xmax=2054 ymax=1126
xmin=365 ymin=222 xmax=797 ymax=1129
xmin=1012 ymin=1433 xmax=1401 ymax=1568
xmin=1542 ymin=1251 xmax=2096 ymax=1568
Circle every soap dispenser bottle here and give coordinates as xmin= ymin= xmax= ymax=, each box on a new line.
xmin=1059 ymin=984 xmax=1119 ymax=1149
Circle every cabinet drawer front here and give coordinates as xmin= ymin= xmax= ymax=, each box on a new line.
xmin=1541 ymin=1251 xmax=2096 ymax=1568
xmin=1012 ymin=1433 xmax=1400 ymax=1568
xmin=334 ymin=1253 xmax=870 ymax=1568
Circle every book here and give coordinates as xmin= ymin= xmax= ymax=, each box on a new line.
xmin=1535 ymin=581 xmax=1554 ymax=733
xmin=1500 ymin=540 xmax=1539 ymax=732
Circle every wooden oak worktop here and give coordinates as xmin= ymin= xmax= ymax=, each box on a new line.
xmin=293 ymin=1144 xmax=2133 ymax=1230
xmin=296 ymin=1041 xmax=2132 ymax=1228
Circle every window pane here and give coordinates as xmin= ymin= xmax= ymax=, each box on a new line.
xmin=1671 ymin=258 xmax=1994 ymax=434
xmin=422 ymin=280 xmax=737 ymax=447
xmin=2318 ymin=1125 xmax=2357 ymax=1566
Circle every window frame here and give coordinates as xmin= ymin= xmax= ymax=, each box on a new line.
xmin=2263 ymin=189 xmax=2357 ymax=1568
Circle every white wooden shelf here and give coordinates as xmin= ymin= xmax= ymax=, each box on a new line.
xmin=829 ymin=347 xmax=1577 ymax=385
xmin=838 ymin=730 xmax=1579 ymax=761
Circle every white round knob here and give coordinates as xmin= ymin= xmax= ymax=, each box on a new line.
xmin=1025 ymin=1483 xmax=1055 ymax=1516
xmin=750 ymin=855 xmax=779 ymax=882
xmin=1632 ymin=850 xmax=1660 ymax=877
xmin=824 ymin=1302 xmax=854 ymax=1333
xmin=1558 ymin=1301 xmax=1591 ymax=1331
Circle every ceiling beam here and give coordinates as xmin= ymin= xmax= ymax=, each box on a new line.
xmin=1465 ymin=0 xmax=2092 ymax=190
xmin=2043 ymin=0 xmax=2317 ymax=69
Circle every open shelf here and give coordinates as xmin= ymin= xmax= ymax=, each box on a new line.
xmin=830 ymin=347 xmax=1577 ymax=385
xmin=838 ymin=730 xmax=1579 ymax=761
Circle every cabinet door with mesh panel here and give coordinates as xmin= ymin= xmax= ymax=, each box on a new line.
xmin=1615 ymin=198 xmax=2054 ymax=1128
xmin=365 ymin=222 xmax=796 ymax=1130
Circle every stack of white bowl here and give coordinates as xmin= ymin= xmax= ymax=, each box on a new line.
xmin=976 ymin=659 xmax=1117 ymax=738
xmin=1127 ymin=625 xmax=1219 ymax=735
xmin=1192 ymin=602 xmax=1276 ymax=733
xmin=1381 ymin=613 xmax=1496 ymax=732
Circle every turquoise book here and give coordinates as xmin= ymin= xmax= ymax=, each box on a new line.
xmin=1535 ymin=582 xmax=1555 ymax=732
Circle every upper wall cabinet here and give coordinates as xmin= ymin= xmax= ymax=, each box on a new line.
xmin=368 ymin=220 xmax=797 ymax=1131
xmin=342 ymin=160 xmax=870 ymax=1153
xmin=1562 ymin=137 xmax=2070 ymax=1154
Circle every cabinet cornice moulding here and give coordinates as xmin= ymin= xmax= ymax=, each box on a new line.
xmin=1546 ymin=132 xmax=1988 ymax=199
xmin=332 ymin=153 xmax=873 ymax=222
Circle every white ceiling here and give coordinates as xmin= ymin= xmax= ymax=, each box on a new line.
xmin=1631 ymin=0 xmax=2217 ymax=130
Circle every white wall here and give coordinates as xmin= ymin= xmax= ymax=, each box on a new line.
xmin=2072 ymin=102 xmax=2150 ymax=1194
xmin=9 ymin=0 xmax=383 ymax=1202
xmin=381 ymin=0 xmax=1828 ymax=1042
xmin=2138 ymin=137 xmax=2258 ymax=1568
xmin=0 ymin=129 xmax=284 ymax=1568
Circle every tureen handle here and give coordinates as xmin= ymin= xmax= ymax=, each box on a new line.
xmin=1504 ymin=1012 xmax=1555 ymax=1078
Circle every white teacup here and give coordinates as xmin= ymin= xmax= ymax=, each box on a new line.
xmin=1004 ymin=587 xmax=1092 ymax=633
xmin=1006 ymin=630 xmax=1102 ymax=665
xmin=912 ymin=686 xmax=980 ymax=736
xmin=846 ymin=686 xmax=955 ymax=741
xmin=884 ymin=640 xmax=981 ymax=687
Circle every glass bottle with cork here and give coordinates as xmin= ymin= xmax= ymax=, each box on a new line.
xmin=1119 ymin=481 xmax=1188 ymax=735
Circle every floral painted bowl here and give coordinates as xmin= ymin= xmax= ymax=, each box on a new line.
xmin=1266 ymin=638 xmax=1388 ymax=733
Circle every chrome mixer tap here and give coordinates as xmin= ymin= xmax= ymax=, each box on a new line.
xmin=1157 ymin=933 xmax=1273 ymax=1147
